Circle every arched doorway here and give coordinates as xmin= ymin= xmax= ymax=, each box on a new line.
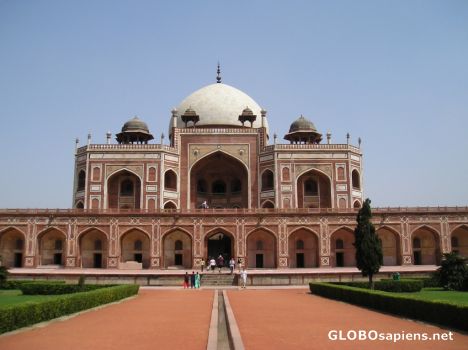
xmin=38 ymin=228 xmax=66 ymax=266
xmin=330 ymin=228 xmax=356 ymax=267
xmin=190 ymin=152 xmax=248 ymax=209
xmin=120 ymin=229 xmax=150 ymax=268
xmin=297 ymin=170 xmax=332 ymax=208
xmin=377 ymin=227 xmax=401 ymax=265
xmin=288 ymin=229 xmax=319 ymax=268
xmin=246 ymin=229 xmax=277 ymax=268
xmin=163 ymin=230 xmax=192 ymax=268
xmin=0 ymin=228 xmax=25 ymax=268
xmin=205 ymin=230 xmax=234 ymax=265
xmin=79 ymin=229 xmax=108 ymax=268
xmin=451 ymin=226 xmax=468 ymax=257
xmin=107 ymin=170 xmax=141 ymax=209
xmin=412 ymin=227 xmax=440 ymax=265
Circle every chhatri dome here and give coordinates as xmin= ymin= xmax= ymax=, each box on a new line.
xmin=170 ymin=65 xmax=269 ymax=136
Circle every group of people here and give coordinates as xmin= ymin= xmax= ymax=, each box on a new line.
xmin=200 ymin=255 xmax=241 ymax=274
xmin=183 ymin=271 xmax=201 ymax=289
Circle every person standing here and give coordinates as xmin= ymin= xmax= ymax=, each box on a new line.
xmin=240 ymin=268 xmax=248 ymax=289
xmin=229 ymin=258 xmax=235 ymax=274
xmin=200 ymin=258 xmax=205 ymax=272
xmin=217 ymin=254 xmax=224 ymax=273
xmin=237 ymin=258 xmax=243 ymax=272
xmin=183 ymin=272 xmax=189 ymax=289
xmin=195 ymin=272 xmax=201 ymax=289
xmin=190 ymin=271 xmax=196 ymax=289
xmin=210 ymin=257 xmax=216 ymax=272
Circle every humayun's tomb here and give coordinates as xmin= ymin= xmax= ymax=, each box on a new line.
xmin=1 ymin=68 xmax=467 ymax=281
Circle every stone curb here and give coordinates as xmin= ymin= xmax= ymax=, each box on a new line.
xmin=223 ymin=290 xmax=245 ymax=350
xmin=206 ymin=290 xmax=218 ymax=350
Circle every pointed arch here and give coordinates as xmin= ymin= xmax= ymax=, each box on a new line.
xmin=288 ymin=227 xmax=319 ymax=268
xmin=376 ymin=226 xmax=401 ymax=266
xmin=162 ymin=228 xmax=193 ymax=268
xmin=120 ymin=227 xmax=151 ymax=241
xmin=164 ymin=169 xmax=178 ymax=191
xmin=329 ymin=225 xmax=354 ymax=236
xmin=246 ymin=228 xmax=277 ymax=268
xmin=77 ymin=226 xmax=109 ymax=240
xmin=296 ymin=168 xmax=332 ymax=209
xmin=120 ymin=227 xmax=150 ymax=268
xmin=261 ymin=169 xmax=274 ymax=191
xmin=411 ymin=225 xmax=441 ymax=265
xmin=449 ymin=224 xmax=468 ymax=256
xmin=0 ymin=227 xmax=26 ymax=268
xmin=330 ymin=226 xmax=356 ymax=267
xmin=104 ymin=168 xmax=143 ymax=210
xmin=78 ymin=227 xmax=108 ymax=268
xmin=37 ymin=227 xmax=66 ymax=266
xmin=163 ymin=200 xmax=178 ymax=209
xmin=161 ymin=226 xmax=193 ymax=240
xmin=36 ymin=226 xmax=67 ymax=240
xmin=261 ymin=200 xmax=275 ymax=209
xmin=0 ymin=226 xmax=26 ymax=238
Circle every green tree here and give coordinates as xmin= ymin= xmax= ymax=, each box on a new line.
xmin=354 ymin=198 xmax=383 ymax=289
xmin=437 ymin=252 xmax=467 ymax=291
xmin=0 ymin=256 xmax=8 ymax=288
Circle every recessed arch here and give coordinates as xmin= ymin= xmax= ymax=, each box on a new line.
xmin=376 ymin=226 xmax=401 ymax=265
xmin=330 ymin=227 xmax=356 ymax=267
xmin=189 ymin=150 xmax=249 ymax=209
xmin=450 ymin=224 xmax=468 ymax=257
xmin=246 ymin=228 xmax=277 ymax=268
xmin=37 ymin=227 xmax=66 ymax=266
xmin=163 ymin=229 xmax=192 ymax=268
xmin=204 ymin=227 xmax=235 ymax=264
xmin=164 ymin=201 xmax=178 ymax=210
xmin=261 ymin=169 xmax=274 ymax=191
xmin=0 ymin=227 xmax=26 ymax=268
xmin=164 ymin=169 xmax=178 ymax=191
xmin=296 ymin=168 xmax=332 ymax=209
xmin=77 ymin=170 xmax=86 ymax=192
xmin=353 ymin=200 xmax=361 ymax=209
xmin=120 ymin=228 xmax=150 ymax=268
xmin=352 ymin=169 xmax=361 ymax=189
xmin=79 ymin=228 xmax=108 ymax=268
xmin=288 ymin=227 xmax=319 ymax=267
xmin=77 ymin=227 xmax=109 ymax=241
xmin=261 ymin=200 xmax=275 ymax=209
xmin=75 ymin=201 xmax=84 ymax=209
xmin=106 ymin=169 xmax=142 ymax=209
xmin=411 ymin=225 xmax=441 ymax=265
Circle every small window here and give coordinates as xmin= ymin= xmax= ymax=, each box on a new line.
xmin=212 ymin=180 xmax=226 ymax=194
xmin=451 ymin=237 xmax=459 ymax=248
xmin=175 ymin=240 xmax=183 ymax=250
xmin=335 ymin=239 xmax=344 ymax=250
xmin=261 ymin=170 xmax=274 ymax=191
xmin=256 ymin=240 xmax=264 ymax=250
xmin=337 ymin=167 xmax=345 ymax=181
xmin=92 ymin=167 xmax=100 ymax=181
xmin=77 ymin=170 xmax=86 ymax=191
xmin=304 ymin=178 xmax=318 ymax=196
xmin=120 ymin=179 xmax=134 ymax=196
xmin=164 ymin=170 xmax=177 ymax=191
xmin=134 ymin=240 xmax=142 ymax=251
xmin=352 ymin=170 xmax=360 ymax=189
xmin=231 ymin=179 xmax=241 ymax=193
xmin=148 ymin=167 xmax=156 ymax=182
xmin=15 ymin=239 xmax=24 ymax=250
xmin=94 ymin=239 xmax=102 ymax=250
xmin=296 ymin=239 xmax=304 ymax=250
xmin=282 ymin=167 xmax=290 ymax=182
xmin=197 ymin=179 xmax=207 ymax=193
xmin=55 ymin=239 xmax=63 ymax=250
xmin=413 ymin=238 xmax=421 ymax=249
xmin=76 ymin=201 xmax=84 ymax=209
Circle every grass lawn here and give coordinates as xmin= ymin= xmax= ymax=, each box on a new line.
xmin=395 ymin=287 xmax=468 ymax=306
xmin=0 ymin=290 xmax=61 ymax=307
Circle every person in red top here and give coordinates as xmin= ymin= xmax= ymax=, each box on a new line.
xmin=183 ymin=272 xmax=189 ymax=288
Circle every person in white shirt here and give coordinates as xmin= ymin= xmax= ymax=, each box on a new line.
xmin=240 ymin=268 xmax=248 ymax=289
xmin=210 ymin=257 xmax=216 ymax=272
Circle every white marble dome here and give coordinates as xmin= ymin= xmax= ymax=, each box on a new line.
xmin=172 ymin=83 xmax=269 ymax=135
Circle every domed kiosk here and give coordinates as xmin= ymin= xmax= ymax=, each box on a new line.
xmin=116 ymin=116 xmax=154 ymax=144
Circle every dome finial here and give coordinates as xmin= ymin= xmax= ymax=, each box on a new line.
xmin=216 ymin=62 xmax=221 ymax=83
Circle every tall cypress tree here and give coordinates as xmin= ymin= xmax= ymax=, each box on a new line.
xmin=354 ymin=198 xmax=383 ymax=288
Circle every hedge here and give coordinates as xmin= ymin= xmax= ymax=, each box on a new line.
xmin=309 ymin=282 xmax=468 ymax=331
xmin=0 ymin=284 xmax=139 ymax=334
xmin=336 ymin=279 xmax=423 ymax=292
xmin=18 ymin=282 xmax=111 ymax=295
xmin=0 ymin=280 xmax=66 ymax=290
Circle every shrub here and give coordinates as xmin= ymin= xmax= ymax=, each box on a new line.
xmin=0 ymin=284 xmax=139 ymax=334
xmin=0 ymin=265 xmax=8 ymax=288
xmin=18 ymin=282 xmax=112 ymax=295
xmin=336 ymin=279 xmax=423 ymax=292
xmin=0 ymin=280 xmax=65 ymax=290
xmin=437 ymin=253 xmax=468 ymax=291
xmin=309 ymin=282 xmax=468 ymax=331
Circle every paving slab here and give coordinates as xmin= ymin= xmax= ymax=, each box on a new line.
xmin=0 ymin=289 xmax=214 ymax=350
xmin=227 ymin=289 xmax=468 ymax=350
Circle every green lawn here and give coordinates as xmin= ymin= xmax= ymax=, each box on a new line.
xmin=396 ymin=288 xmax=468 ymax=306
xmin=0 ymin=290 xmax=61 ymax=307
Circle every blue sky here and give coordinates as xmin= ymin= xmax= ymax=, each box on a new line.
xmin=0 ymin=0 xmax=467 ymax=208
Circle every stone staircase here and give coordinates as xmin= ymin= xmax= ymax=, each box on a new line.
xmin=201 ymin=273 xmax=237 ymax=286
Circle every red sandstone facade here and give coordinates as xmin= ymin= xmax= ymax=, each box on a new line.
xmin=1 ymin=80 xmax=467 ymax=270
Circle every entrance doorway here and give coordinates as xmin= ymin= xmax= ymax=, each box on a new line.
xmin=93 ymin=253 xmax=102 ymax=268
xmin=413 ymin=251 xmax=421 ymax=265
xmin=336 ymin=252 xmax=344 ymax=267
xmin=14 ymin=253 xmax=23 ymax=267
xmin=296 ymin=253 xmax=305 ymax=268
xmin=53 ymin=253 xmax=62 ymax=265
xmin=207 ymin=233 xmax=232 ymax=266
xmin=256 ymin=254 xmax=264 ymax=268
xmin=175 ymin=254 xmax=183 ymax=266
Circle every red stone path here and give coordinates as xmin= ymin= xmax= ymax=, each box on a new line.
xmin=0 ymin=290 xmax=213 ymax=350
xmin=227 ymin=289 xmax=468 ymax=350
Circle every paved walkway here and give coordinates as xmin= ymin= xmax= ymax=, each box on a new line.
xmin=227 ymin=289 xmax=468 ymax=350
xmin=0 ymin=290 xmax=214 ymax=350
